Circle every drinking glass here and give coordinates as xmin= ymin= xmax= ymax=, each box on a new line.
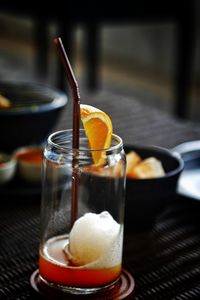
xmin=38 ymin=129 xmax=126 ymax=295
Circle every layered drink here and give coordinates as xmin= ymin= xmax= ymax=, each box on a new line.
xmin=39 ymin=211 xmax=123 ymax=288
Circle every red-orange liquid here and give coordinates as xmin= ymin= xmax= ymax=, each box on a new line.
xmin=16 ymin=148 xmax=42 ymax=164
xmin=39 ymin=236 xmax=121 ymax=288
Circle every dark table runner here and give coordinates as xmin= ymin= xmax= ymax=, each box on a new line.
xmin=1 ymin=91 xmax=200 ymax=299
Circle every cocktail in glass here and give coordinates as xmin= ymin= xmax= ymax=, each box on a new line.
xmin=38 ymin=129 xmax=126 ymax=295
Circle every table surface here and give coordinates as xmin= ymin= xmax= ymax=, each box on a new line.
xmin=1 ymin=91 xmax=200 ymax=300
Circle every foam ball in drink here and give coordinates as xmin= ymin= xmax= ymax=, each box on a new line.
xmin=69 ymin=211 xmax=121 ymax=266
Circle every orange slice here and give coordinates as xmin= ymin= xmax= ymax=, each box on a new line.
xmin=80 ymin=104 xmax=113 ymax=164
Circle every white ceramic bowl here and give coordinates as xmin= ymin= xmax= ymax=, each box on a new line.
xmin=15 ymin=146 xmax=43 ymax=183
xmin=0 ymin=153 xmax=17 ymax=184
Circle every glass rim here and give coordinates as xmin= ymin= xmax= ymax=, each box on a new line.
xmin=48 ymin=129 xmax=123 ymax=153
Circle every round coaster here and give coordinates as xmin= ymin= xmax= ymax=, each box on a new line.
xmin=30 ymin=269 xmax=135 ymax=299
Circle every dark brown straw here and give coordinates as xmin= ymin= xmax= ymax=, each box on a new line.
xmin=54 ymin=37 xmax=80 ymax=227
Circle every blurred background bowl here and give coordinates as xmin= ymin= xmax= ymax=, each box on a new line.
xmin=124 ymin=144 xmax=184 ymax=232
xmin=0 ymin=81 xmax=68 ymax=152
xmin=0 ymin=152 xmax=16 ymax=185
xmin=14 ymin=145 xmax=43 ymax=183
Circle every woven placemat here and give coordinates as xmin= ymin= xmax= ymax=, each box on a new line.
xmin=1 ymin=196 xmax=200 ymax=299
xmin=123 ymin=196 xmax=200 ymax=300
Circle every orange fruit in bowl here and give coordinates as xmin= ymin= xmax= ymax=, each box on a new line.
xmin=80 ymin=104 xmax=113 ymax=164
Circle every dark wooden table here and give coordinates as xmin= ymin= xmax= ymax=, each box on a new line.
xmin=1 ymin=91 xmax=200 ymax=299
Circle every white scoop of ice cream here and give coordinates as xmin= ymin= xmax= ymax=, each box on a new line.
xmin=68 ymin=211 xmax=120 ymax=266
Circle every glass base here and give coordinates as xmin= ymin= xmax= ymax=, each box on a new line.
xmin=30 ymin=269 xmax=135 ymax=299
xmin=39 ymin=273 xmax=119 ymax=295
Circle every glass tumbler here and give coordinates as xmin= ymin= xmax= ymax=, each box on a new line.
xmin=38 ymin=129 xmax=126 ymax=295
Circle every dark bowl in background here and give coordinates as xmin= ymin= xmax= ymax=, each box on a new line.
xmin=124 ymin=144 xmax=184 ymax=232
xmin=0 ymin=81 xmax=68 ymax=152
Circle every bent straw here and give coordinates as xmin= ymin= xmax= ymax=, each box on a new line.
xmin=54 ymin=37 xmax=80 ymax=227
xmin=53 ymin=37 xmax=80 ymax=149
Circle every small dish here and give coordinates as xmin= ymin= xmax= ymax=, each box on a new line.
xmin=0 ymin=153 xmax=17 ymax=185
xmin=15 ymin=146 xmax=43 ymax=183
xmin=124 ymin=144 xmax=184 ymax=232
xmin=172 ymin=140 xmax=200 ymax=201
